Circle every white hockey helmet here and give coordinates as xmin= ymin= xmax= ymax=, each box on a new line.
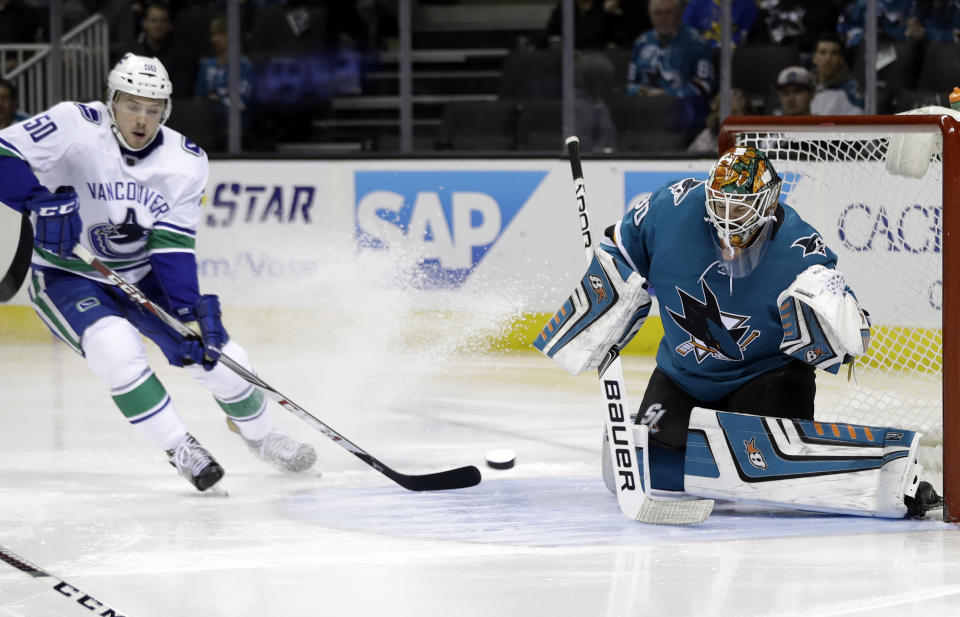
xmin=106 ymin=53 xmax=173 ymax=150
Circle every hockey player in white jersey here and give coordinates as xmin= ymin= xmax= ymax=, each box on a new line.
xmin=0 ymin=53 xmax=316 ymax=491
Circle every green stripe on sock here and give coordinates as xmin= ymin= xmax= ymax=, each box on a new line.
xmin=217 ymin=388 xmax=265 ymax=419
xmin=113 ymin=374 xmax=168 ymax=419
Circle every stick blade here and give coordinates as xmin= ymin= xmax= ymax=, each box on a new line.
xmin=390 ymin=465 xmax=482 ymax=491
xmin=634 ymin=498 xmax=715 ymax=525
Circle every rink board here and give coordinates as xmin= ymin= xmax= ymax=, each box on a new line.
xmin=0 ymin=157 xmax=942 ymax=365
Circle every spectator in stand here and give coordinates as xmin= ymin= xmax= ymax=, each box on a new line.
xmin=910 ymin=0 xmax=960 ymax=42
xmin=195 ymin=15 xmax=255 ymax=143
xmin=686 ymin=88 xmax=754 ymax=153
xmin=811 ymin=33 xmax=864 ymax=115
xmin=0 ymin=78 xmax=29 ymax=130
xmin=774 ymin=65 xmax=814 ymax=115
xmin=838 ymin=0 xmax=960 ymax=47
xmin=751 ymin=1 xmax=842 ymax=64
xmin=627 ymin=0 xmax=714 ymax=132
xmin=130 ymin=2 xmax=196 ymax=92
xmin=683 ymin=0 xmax=758 ymax=48
xmin=542 ymin=0 xmax=640 ymax=50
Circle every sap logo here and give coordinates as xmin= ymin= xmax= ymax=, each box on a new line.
xmin=207 ymin=183 xmax=315 ymax=227
xmin=355 ymin=171 xmax=546 ymax=288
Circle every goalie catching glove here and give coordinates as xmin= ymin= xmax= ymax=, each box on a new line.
xmin=534 ymin=246 xmax=651 ymax=375
xmin=777 ymin=264 xmax=870 ymax=374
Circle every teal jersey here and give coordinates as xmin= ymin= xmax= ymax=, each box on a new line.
xmin=611 ymin=177 xmax=839 ymax=401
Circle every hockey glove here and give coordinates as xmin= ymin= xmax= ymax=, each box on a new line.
xmin=534 ymin=246 xmax=651 ymax=375
xmin=181 ymin=294 xmax=228 ymax=370
xmin=777 ymin=265 xmax=870 ymax=373
xmin=25 ymin=186 xmax=81 ymax=259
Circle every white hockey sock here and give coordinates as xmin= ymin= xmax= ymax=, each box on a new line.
xmin=83 ymin=316 xmax=189 ymax=451
xmin=186 ymin=339 xmax=274 ymax=442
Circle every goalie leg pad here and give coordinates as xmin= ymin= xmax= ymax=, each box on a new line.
xmin=534 ymin=246 xmax=651 ymax=375
xmin=683 ymin=408 xmax=923 ymax=518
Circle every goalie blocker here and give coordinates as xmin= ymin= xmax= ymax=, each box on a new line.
xmin=534 ymin=244 xmax=651 ymax=375
xmin=605 ymin=408 xmax=943 ymax=518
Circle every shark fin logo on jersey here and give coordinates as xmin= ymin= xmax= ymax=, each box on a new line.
xmin=792 ymin=233 xmax=826 ymax=257
xmin=89 ymin=208 xmax=150 ymax=258
xmin=668 ymin=178 xmax=704 ymax=206
xmin=667 ymin=279 xmax=760 ymax=362
xmin=743 ymin=437 xmax=767 ymax=469
xmin=355 ymin=171 xmax=545 ymax=289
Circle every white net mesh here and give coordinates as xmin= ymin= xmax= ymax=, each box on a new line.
xmin=734 ymin=125 xmax=944 ymax=471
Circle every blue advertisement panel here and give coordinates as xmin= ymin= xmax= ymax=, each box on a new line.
xmin=355 ymin=170 xmax=548 ymax=288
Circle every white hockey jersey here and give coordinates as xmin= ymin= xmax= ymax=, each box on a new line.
xmin=0 ymin=101 xmax=208 ymax=285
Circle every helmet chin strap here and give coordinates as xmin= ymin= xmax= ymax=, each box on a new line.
xmin=107 ymin=101 xmax=158 ymax=152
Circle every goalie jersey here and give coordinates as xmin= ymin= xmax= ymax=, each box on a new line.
xmin=0 ymin=101 xmax=208 ymax=312
xmin=611 ymin=178 xmax=839 ymax=401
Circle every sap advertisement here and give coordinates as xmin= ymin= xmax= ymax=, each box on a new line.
xmin=191 ymin=160 xmax=712 ymax=314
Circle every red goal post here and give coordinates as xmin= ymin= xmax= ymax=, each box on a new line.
xmin=719 ymin=114 xmax=960 ymax=522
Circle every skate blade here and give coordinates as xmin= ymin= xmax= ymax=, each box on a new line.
xmin=200 ymin=483 xmax=230 ymax=498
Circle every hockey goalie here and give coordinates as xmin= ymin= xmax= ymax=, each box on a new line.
xmin=535 ymin=145 xmax=943 ymax=520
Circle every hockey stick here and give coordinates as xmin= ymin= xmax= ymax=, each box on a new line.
xmin=0 ymin=212 xmax=33 ymax=302
xmin=565 ymin=136 xmax=712 ymax=524
xmin=0 ymin=543 xmax=131 ymax=616
xmin=72 ymin=245 xmax=481 ymax=492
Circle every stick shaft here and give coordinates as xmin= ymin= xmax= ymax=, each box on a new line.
xmin=0 ymin=544 xmax=130 ymax=615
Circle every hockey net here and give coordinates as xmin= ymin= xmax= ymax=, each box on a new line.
xmin=720 ymin=113 xmax=960 ymax=522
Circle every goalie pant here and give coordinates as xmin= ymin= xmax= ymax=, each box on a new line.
xmin=604 ymin=408 xmax=924 ymax=518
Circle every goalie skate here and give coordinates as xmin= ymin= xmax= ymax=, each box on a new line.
xmin=166 ymin=434 xmax=225 ymax=491
xmin=244 ymin=429 xmax=317 ymax=474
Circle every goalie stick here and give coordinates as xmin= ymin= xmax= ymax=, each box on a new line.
xmin=0 ymin=543 xmax=131 ymax=616
xmin=72 ymin=245 xmax=481 ymax=492
xmin=565 ymin=136 xmax=712 ymax=524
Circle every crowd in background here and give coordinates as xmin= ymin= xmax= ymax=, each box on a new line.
xmin=1 ymin=0 xmax=958 ymax=153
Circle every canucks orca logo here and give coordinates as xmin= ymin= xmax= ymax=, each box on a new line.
xmin=743 ymin=437 xmax=767 ymax=469
xmin=792 ymin=233 xmax=826 ymax=257
xmin=667 ymin=280 xmax=760 ymax=362
xmin=89 ymin=208 xmax=150 ymax=258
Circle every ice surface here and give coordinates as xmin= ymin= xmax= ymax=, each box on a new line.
xmin=1 ymin=343 xmax=958 ymax=617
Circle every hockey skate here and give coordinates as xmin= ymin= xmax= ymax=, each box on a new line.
xmin=905 ymin=481 xmax=944 ymax=519
xmin=166 ymin=434 xmax=225 ymax=491
xmin=243 ymin=429 xmax=317 ymax=474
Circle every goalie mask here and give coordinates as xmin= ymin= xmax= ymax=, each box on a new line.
xmin=705 ymin=146 xmax=782 ymax=278
xmin=106 ymin=53 xmax=173 ymax=151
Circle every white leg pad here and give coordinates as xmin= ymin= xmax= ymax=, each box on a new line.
xmin=683 ymin=408 xmax=922 ymax=518
xmin=82 ymin=316 xmax=150 ymax=389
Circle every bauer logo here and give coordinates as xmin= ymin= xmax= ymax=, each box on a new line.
xmin=355 ymin=171 xmax=546 ymax=288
